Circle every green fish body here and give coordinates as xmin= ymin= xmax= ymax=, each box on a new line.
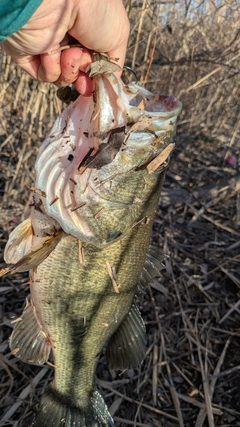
xmin=1 ymin=68 xmax=181 ymax=426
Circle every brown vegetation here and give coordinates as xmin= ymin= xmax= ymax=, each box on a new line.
xmin=0 ymin=1 xmax=239 ymax=426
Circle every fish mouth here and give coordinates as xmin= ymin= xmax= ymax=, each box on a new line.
xmin=34 ymin=74 xmax=182 ymax=245
xmin=146 ymin=94 xmax=182 ymax=114
xmin=127 ymin=85 xmax=182 ymax=117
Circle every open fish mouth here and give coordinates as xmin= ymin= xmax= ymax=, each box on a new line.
xmin=34 ymin=75 xmax=182 ymax=246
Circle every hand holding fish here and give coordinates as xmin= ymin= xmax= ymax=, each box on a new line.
xmin=1 ymin=0 xmax=130 ymax=96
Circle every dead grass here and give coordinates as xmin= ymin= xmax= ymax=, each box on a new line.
xmin=0 ymin=1 xmax=240 ymax=425
xmin=125 ymin=0 xmax=240 ymax=142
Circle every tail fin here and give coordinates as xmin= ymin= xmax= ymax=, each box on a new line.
xmin=31 ymin=386 xmax=115 ymax=427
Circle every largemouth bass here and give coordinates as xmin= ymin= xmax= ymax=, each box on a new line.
xmin=1 ymin=60 xmax=181 ymax=426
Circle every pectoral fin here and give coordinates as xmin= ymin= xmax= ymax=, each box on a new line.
xmin=106 ymin=304 xmax=146 ymax=370
xmin=0 ymin=231 xmax=63 ymax=277
xmin=4 ymin=217 xmax=33 ymax=264
xmin=10 ymin=300 xmax=51 ymax=364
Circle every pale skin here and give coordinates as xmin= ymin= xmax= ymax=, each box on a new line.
xmin=1 ymin=0 xmax=130 ymax=96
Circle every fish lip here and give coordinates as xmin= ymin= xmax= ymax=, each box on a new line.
xmin=136 ymin=96 xmax=182 ymax=118
xmin=150 ymin=95 xmax=182 ymax=116
xmin=127 ymin=83 xmax=182 ymax=118
xmin=139 ymin=98 xmax=182 ymax=119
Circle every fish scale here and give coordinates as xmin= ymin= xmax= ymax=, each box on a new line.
xmin=31 ymin=206 xmax=157 ymax=406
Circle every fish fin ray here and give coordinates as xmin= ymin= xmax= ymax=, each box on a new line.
xmin=4 ymin=217 xmax=33 ymax=264
xmin=138 ymin=245 xmax=166 ymax=292
xmin=0 ymin=231 xmax=63 ymax=277
xmin=106 ymin=303 xmax=146 ymax=370
xmin=9 ymin=300 xmax=51 ymax=364
xmin=32 ymin=387 xmax=115 ymax=427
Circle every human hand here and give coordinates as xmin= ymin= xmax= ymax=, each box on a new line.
xmin=1 ymin=0 xmax=130 ymax=96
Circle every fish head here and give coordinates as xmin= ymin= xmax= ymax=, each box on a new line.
xmin=34 ymin=74 xmax=182 ymax=246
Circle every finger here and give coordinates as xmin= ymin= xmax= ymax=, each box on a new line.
xmin=10 ymin=45 xmax=62 ymax=82
xmin=68 ymin=0 xmax=130 ymax=74
xmin=107 ymin=44 xmax=127 ymax=79
xmin=74 ymin=72 xmax=93 ymax=97
xmin=11 ymin=55 xmax=41 ymax=80
xmin=54 ymin=47 xmax=93 ymax=95
xmin=55 ymin=47 xmax=84 ymax=86
xmin=37 ymin=45 xmax=61 ymax=82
